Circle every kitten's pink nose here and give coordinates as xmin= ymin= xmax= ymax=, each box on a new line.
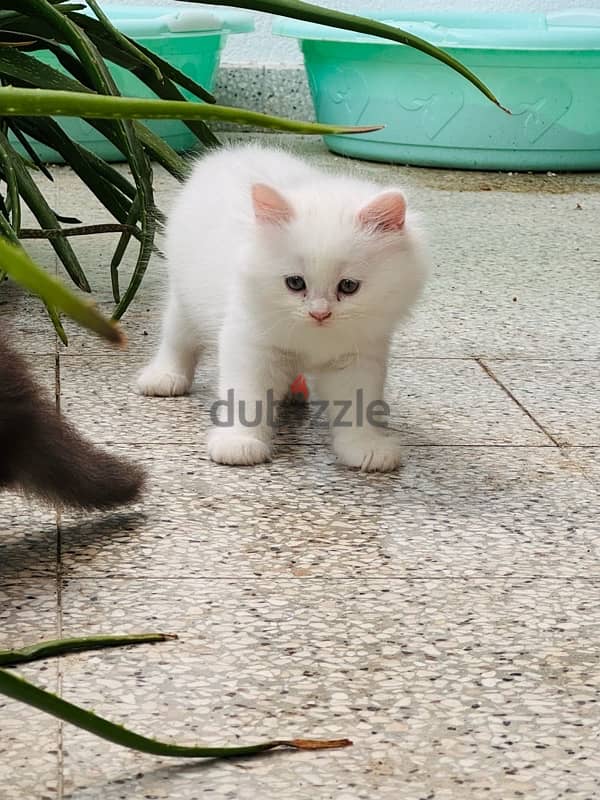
xmin=309 ymin=310 xmax=332 ymax=322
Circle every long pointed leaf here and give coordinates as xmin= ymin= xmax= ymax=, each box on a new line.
xmin=183 ymin=0 xmax=508 ymax=110
xmin=0 ymin=633 xmax=177 ymax=667
xmin=0 ymin=128 xmax=90 ymax=291
xmin=0 ymin=129 xmax=21 ymax=232
xmin=85 ymin=0 xmax=163 ymax=82
xmin=16 ymin=117 xmax=133 ymax=224
xmin=0 ymin=48 xmax=151 ymax=195
xmin=0 ymin=49 xmax=189 ymax=179
xmin=7 ymin=119 xmax=54 ymax=181
xmin=0 ymin=204 xmax=20 ymax=244
xmin=41 ymin=296 xmax=67 ymax=344
xmin=44 ymin=1 xmax=157 ymax=321
xmin=132 ymin=122 xmax=188 ymax=179
xmin=110 ymin=194 xmax=141 ymax=304
xmin=0 ymin=236 xmax=123 ymax=344
xmin=12 ymin=0 xmax=157 ymax=321
xmin=0 ymin=87 xmax=383 ymax=134
xmin=69 ymin=12 xmax=217 ymax=145
xmin=3 ymin=15 xmax=216 ymax=112
xmin=0 ymin=669 xmax=351 ymax=758
xmin=67 ymin=11 xmax=216 ymax=104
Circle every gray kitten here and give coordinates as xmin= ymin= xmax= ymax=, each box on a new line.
xmin=0 ymin=332 xmax=144 ymax=509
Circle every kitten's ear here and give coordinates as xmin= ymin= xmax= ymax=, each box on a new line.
xmin=252 ymin=183 xmax=293 ymax=225
xmin=357 ymin=191 xmax=406 ymax=233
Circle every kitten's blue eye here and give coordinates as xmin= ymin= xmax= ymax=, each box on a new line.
xmin=337 ymin=279 xmax=360 ymax=296
xmin=285 ymin=275 xmax=306 ymax=292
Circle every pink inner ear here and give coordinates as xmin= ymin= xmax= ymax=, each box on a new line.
xmin=252 ymin=183 xmax=293 ymax=225
xmin=357 ymin=191 xmax=407 ymax=233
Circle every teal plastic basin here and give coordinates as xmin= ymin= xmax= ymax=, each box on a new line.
xmin=274 ymin=10 xmax=600 ymax=171
xmin=22 ymin=4 xmax=252 ymax=162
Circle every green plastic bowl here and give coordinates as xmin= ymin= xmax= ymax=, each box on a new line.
xmin=21 ymin=4 xmax=253 ymax=162
xmin=273 ymin=10 xmax=600 ymax=171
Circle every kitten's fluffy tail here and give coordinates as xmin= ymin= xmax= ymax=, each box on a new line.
xmin=0 ymin=342 xmax=145 ymax=510
xmin=18 ymin=407 xmax=146 ymax=509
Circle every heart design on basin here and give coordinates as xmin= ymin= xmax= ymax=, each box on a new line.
xmin=505 ymin=77 xmax=573 ymax=143
xmin=309 ymin=66 xmax=370 ymax=124
xmin=397 ymin=75 xmax=464 ymax=140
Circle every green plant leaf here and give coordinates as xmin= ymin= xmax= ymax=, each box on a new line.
xmin=17 ymin=117 xmax=134 ymax=223
xmin=0 ymin=87 xmax=383 ymax=134
xmin=3 ymin=0 xmax=158 ymax=318
xmin=110 ymin=194 xmax=141 ymax=304
xmin=41 ymin=297 xmax=68 ymax=345
xmin=69 ymin=11 xmax=217 ymax=104
xmin=85 ymin=0 xmax=163 ymax=83
xmin=132 ymin=122 xmax=189 ymax=179
xmin=0 ymin=49 xmax=189 ymax=177
xmin=7 ymin=119 xmax=54 ymax=180
xmin=0 ymin=235 xmax=123 ymax=344
xmin=0 ymin=128 xmax=21 ymax=232
xmin=182 ymin=0 xmax=508 ymax=111
xmin=45 ymin=0 xmax=157 ymax=320
xmin=68 ymin=12 xmax=218 ymax=147
xmin=0 ymin=633 xmax=351 ymax=758
xmin=0 ymin=202 xmax=20 ymax=244
xmin=0 ymin=633 xmax=178 ymax=667
xmin=0 ymin=127 xmax=90 ymax=291
xmin=0 ymin=669 xmax=352 ymax=758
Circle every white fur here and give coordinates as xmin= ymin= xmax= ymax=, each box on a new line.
xmin=137 ymin=144 xmax=429 ymax=471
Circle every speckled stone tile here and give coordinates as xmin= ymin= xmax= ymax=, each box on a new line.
xmin=385 ymin=359 xmax=547 ymax=445
xmin=58 ymin=355 xmax=214 ymax=447
xmin=390 ymin=184 xmax=600 ymax=360
xmin=58 ymin=355 xmax=546 ymax=449
xmin=567 ymin=448 xmax=600 ymax=487
xmin=0 ymin=582 xmax=59 ymax=800
xmin=60 ymin=305 xmax=166 ymax=361
xmin=484 ymin=361 xmax=600 ymax=446
xmin=323 ymin=140 xmax=597 ymax=362
xmin=58 ymin=578 xmax=600 ymax=800
xmin=395 ymin=292 xmax=600 ymax=361
xmin=0 ymin=582 xmax=58 ymax=648
xmin=58 ymin=445 xmax=599 ymax=580
xmin=1 ymin=282 xmax=57 ymax=356
xmin=0 ymin=494 xmax=57 ymax=580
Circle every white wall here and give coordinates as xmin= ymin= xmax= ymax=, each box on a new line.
xmin=107 ymin=1 xmax=600 ymax=65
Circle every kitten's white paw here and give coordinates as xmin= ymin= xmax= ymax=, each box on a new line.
xmin=208 ymin=431 xmax=271 ymax=466
xmin=136 ymin=364 xmax=191 ymax=397
xmin=334 ymin=434 xmax=403 ymax=473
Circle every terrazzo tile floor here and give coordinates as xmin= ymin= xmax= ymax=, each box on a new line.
xmin=1 ymin=134 xmax=600 ymax=799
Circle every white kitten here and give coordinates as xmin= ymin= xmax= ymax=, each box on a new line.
xmin=137 ymin=143 xmax=428 ymax=471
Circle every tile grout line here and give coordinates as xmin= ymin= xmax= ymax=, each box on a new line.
xmin=53 ymin=575 xmax=600 ymax=582
xmin=474 ymin=357 xmax=561 ymax=447
xmin=558 ymin=449 xmax=600 ymax=494
xmin=390 ymin=356 xmax=600 ymax=362
xmin=55 ymin=339 xmax=64 ymax=800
